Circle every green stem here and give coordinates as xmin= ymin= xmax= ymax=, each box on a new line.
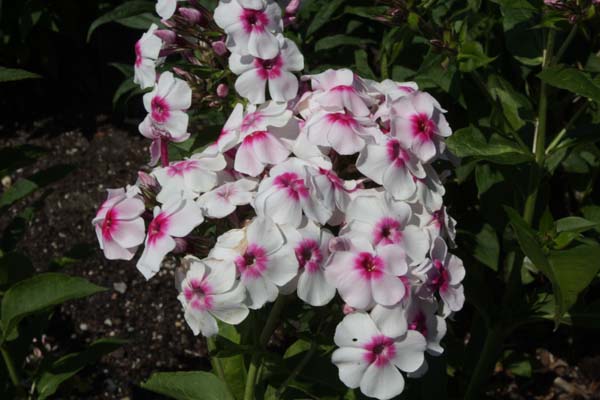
xmin=243 ymin=296 xmax=288 ymax=400
xmin=1 ymin=346 xmax=21 ymax=388
xmin=463 ymin=326 xmax=506 ymax=400
xmin=554 ymin=25 xmax=577 ymax=65
xmin=546 ymin=100 xmax=588 ymax=154
xmin=276 ymin=341 xmax=318 ymax=399
xmin=207 ymin=337 xmax=227 ymax=382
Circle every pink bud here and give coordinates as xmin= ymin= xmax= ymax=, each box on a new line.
xmin=285 ymin=0 xmax=301 ymax=15
xmin=154 ymin=29 xmax=176 ymax=44
xmin=137 ymin=171 xmax=158 ymax=189
xmin=216 ymin=83 xmax=229 ymax=98
xmin=328 ymin=236 xmax=353 ymax=253
xmin=211 ymin=40 xmax=228 ymax=56
xmin=342 ymin=304 xmax=356 ymax=315
xmin=173 ymin=237 xmax=188 ymax=254
xmin=178 ymin=7 xmax=205 ymax=25
xmin=283 ymin=15 xmax=296 ymax=27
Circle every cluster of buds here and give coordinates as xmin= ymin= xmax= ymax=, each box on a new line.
xmin=94 ymin=1 xmax=464 ymax=399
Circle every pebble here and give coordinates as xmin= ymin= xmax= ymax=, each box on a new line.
xmin=113 ymin=282 xmax=127 ymax=294
xmin=104 ymin=318 xmax=113 ymax=327
xmin=80 ymin=323 xmax=89 ymax=331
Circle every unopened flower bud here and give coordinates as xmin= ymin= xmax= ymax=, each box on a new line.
xmin=285 ymin=0 xmax=301 ymax=15
xmin=173 ymin=237 xmax=188 ymax=254
xmin=154 ymin=29 xmax=176 ymax=44
xmin=216 ymin=83 xmax=229 ymax=98
xmin=211 ymin=40 xmax=228 ymax=56
xmin=137 ymin=171 xmax=158 ymax=188
xmin=179 ymin=7 xmax=205 ymax=25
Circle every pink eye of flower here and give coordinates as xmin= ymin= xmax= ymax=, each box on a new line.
xmin=101 ymin=208 xmax=119 ymax=240
xmin=151 ymin=96 xmax=171 ymax=123
xmin=373 ymin=217 xmax=403 ymax=246
xmin=274 ymin=172 xmax=309 ymax=201
xmin=408 ymin=311 xmax=428 ymax=337
xmin=410 ymin=113 xmax=436 ymax=142
xmin=326 ymin=112 xmax=357 ymax=127
xmin=235 ymin=244 xmax=268 ymax=278
xmin=184 ymin=278 xmax=214 ymax=311
xmin=295 ymin=239 xmax=322 ymax=273
xmin=167 ymin=160 xmax=198 ymax=176
xmin=430 ymin=259 xmax=449 ymax=291
xmin=148 ymin=213 xmax=169 ymax=244
xmin=354 ymin=252 xmax=384 ymax=280
xmin=331 ymin=85 xmax=355 ymax=93
xmin=363 ymin=335 xmax=396 ymax=367
xmin=241 ymin=9 xmax=269 ymax=33
xmin=386 ymin=139 xmax=409 ymax=167
xmin=134 ymin=41 xmax=142 ymax=67
xmin=255 ymin=56 xmax=283 ymax=79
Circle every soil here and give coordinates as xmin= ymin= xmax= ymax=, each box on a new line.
xmin=1 ymin=119 xmax=599 ymax=399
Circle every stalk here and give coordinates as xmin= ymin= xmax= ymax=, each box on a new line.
xmin=207 ymin=337 xmax=229 ymax=387
xmin=243 ymin=296 xmax=287 ymax=400
xmin=160 ymin=137 xmax=170 ymax=167
xmin=1 ymin=346 xmax=21 ymax=388
xmin=463 ymin=327 xmax=505 ymax=400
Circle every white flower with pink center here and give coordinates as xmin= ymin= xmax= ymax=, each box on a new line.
xmin=214 ymin=0 xmax=283 ymax=59
xmin=283 ymin=221 xmax=335 ymax=306
xmin=156 ymin=0 xmax=181 ymax=19
xmin=308 ymin=167 xmax=356 ymax=224
xmin=229 ymin=36 xmax=304 ymax=104
xmin=141 ymin=71 xmax=192 ymax=139
xmin=423 ymin=237 xmax=465 ymax=313
xmin=234 ymin=129 xmax=290 ymax=176
xmin=305 ymin=110 xmax=378 ymax=155
xmin=254 ymin=158 xmax=331 ymax=227
xmin=214 ymin=103 xmax=245 ymax=154
xmin=134 ymin=24 xmax=162 ymax=89
xmin=324 ymin=237 xmax=408 ymax=309
xmin=197 ymin=178 xmax=257 ymax=218
xmin=178 ymin=256 xmax=249 ymax=337
xmin=211 ymin=217 xmax=298 ymax=309
xmin=342 ymin=193 xmax=430 ymax=265
xmin=306 ymin=69 xmax=372 ymax=116
xmin=93 ymin=188 xmax=146 ymax=261
xmin=137 ymin=197 xmax=204 ymax=279
xmin=139 ymin=116 xmax=190 ymax=166
xmin=408 ymin=164 xmax=445 ymax=213
xmin=390 ymin=91 xmax=452 ymax=162
xmin=356 ymin=136 xmax=426 ymax=200
xmin=331 ymin=312 xmax=426 ymax=400
xmin=418 ymin=205 xmax=457 ymax=247
xmin=153 ymin=152 xmax=226 ymax=203
xmin=404 ymin=296 xmax=447 ymax=356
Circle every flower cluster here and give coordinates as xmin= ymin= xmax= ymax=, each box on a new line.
xmin=93 ymin=1 xmax=464 ymax=399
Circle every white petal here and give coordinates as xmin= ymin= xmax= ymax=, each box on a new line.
xmin=243 ymin=275 xmax=279 ymax=309
xmin=360 ymin=363 xmax=405 ymax=400
xmin=392 ymin=330 xmax=427 ymax=372
xmin=370 ymin=304 xmax=408 ymax=339
xmin=332 ymin=347 xmax=369 ymax=389
xmin=268 ymin=71 xmax=299 ymax=102
xmin=333 ymin=312 xmax=379 ymax=347
xmin=297 ymin=269 xmax=336 ymax=306
xmin=137 ymin=235 xmax=176 ymax=279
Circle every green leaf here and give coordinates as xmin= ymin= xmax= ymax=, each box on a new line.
xmin=306 ymin=0 xmax=345 ymax=37
xmin=1 ymin=273 xmax=106 ymax=340
xmin=141 ymin=371 xmax=234 ymax=400
xmin=36 ymin=338 xmax=127 ymax=400
xmin=117 ymin=12 xmax=160 ymax=30
xmin=0 ymin=179 xmax=38 ymax=208
xmin=495 ymin=0 xmax=543 ymax=65
xmin=549 ymin=245 xmax=600 ymax=318
xmin=475 ymin=164 xmax=503 ymax=196
xmin=343 ymin=6 xmax=388 ymax=20
xmin=538 ymin=66 xmax=600 ymax=103
xmin=284 ymin=339 xmax=312 ymax=359
xmin=0 ymin=66 xmax=41 ymax=82
xmin=314 ymin=35 xmax=374 ymax=51
xmin=458 ymin=41 xmax=496 ymax=72
xmin=446 ymin=126 xmax=533 ymax=165
xmin=555 ymin=217 xmax=599 ymax=233
xmin=354 ymin=49 xmax=375 ymax=80
xmin=472 ymin=224 xmax=500 ymax=271
xmin=581 ymin=205 xmax=600 ymax=233
xmin=87 ymin=1 xmax=155 ymax=42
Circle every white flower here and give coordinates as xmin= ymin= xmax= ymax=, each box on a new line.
xmin=134 ymin=24 xmax=162 ymax=89
xmin=178 ymin=256 xmax=249 ymax=337
xmin=332 ymin=312 xmax=426 ymax=400
xmin=230 ymin=36 xmax=304 ymax=103
xmin=423 ymin=237 xmax=465 ymax=313
xmin=156 ymin=0 xmax=180 ymax=19
xmin=197 ymin=178 xmax=257 ymax=218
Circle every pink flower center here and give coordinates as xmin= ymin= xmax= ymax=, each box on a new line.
xmin=148 ymin=212 xmax=170 ymax=245
xmin=410 ymin=113 xmax=436 ymax=142
xmin=151 ymin=96 xmax=171 ymax=123
xmin=294 ymin=239 xmax=322 ymax=273
xmin=166 ymin=160 xmax=199 ymax=176
xmin=235 ymin=244 xmax=268 ymax=279
xmin=243 ymin=130 xmax=268 ymax=145
xmin=386 ymin=139 xmax=410 ymax=168
xmin=241 ymin=9 xmax=269 ymax=33
xmin=101 ymin=208 xmax=119 ymax=240
xmin=363 ymin=335 xmax=396 ymax=367
xmin=254 ymin=56 xmax=283 ymax=80
xmin=373 ymin=217 xmax=403 ymax=246
xmin=134 ymin=41 xmax=142 ymax=67
xmin=325 ymin=112 xmax=357 ymax=127
xmin=184 ymin=278 xmax=214 ymax=311
xmin=354 ymin=252 xmax=384 ymax=280
xmin=331 ymin=85 xmax=355 ymax=93
xmin=430 ymin=259 xmax=449 ymax=292
xmin=273 ymin=172 xmax=309 ymax=201
xmin=408 ymin=311 xmax=428 ymax=337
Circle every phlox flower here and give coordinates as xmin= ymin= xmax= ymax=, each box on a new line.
xmin=178 ymin=256 xmax=249 ymax=337
xmin=197 ymin=178 xmax=257 ymax=218
xmin=306 ymin=68 xmax=372 ymax=117
xmin=308 ymin=167 xmax=357 ymax=224
xmin=332 ymin=312 xmax=426 ymax=400
xmin=325 ymin=237 xmax=408 ymax=309
xmin=93 ymin=188 xmax=145 ymax=260
xmin=156 ymin=0 xmax=181 ymax=19
xmin=229 ymin=36 xmax=304 ymax=103
xmin=134 ymin=24 xmax=162 ymax=89
xmin=254 ymin=158 xmax=331 ymax=227
xmin=141 ymin=71 xmax=192 ymax=140
xmin=356 ymin=136 xmax=425 ymax=200
xmin=210 ymin=217 xmax=297 ymax=309
xmin=407 ymin=164 xmax=445 ymax=212
xmin=418 ymin=205 xmax=457 ymax=247
xmin=404 ymin=295 xmax=447 ymax=356
xmin=390 ymin=91 xmax=452 ymax=162
xmin=282 ymin=220 xmax=335 ymax=306
xmin=423 ymin=237 xmax=465 ymax=313
xmin=137 ymin=197 xmax=204 ymax=279
xmin=214 ymin=0 xmax=283 ymax=59
xmin=342 ymin=193 xmax=430 ymax=265
xmin=304 ymin=110 xmax=378 ymax=155
xmin=153 ymin=151 xmax=227 ymax=203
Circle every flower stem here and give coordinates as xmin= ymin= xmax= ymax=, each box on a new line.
xmin=1 ymin=346 xmax=21 ymax=388
xmin=160 ymin=137 xmax=170 ymax=167
xmin=207 ymin=337 xmax=228 ymax=384
xmin=243 ymin=296 xmax=288 ymax=400
xmin=275 ymin=340 xmax=317 ymax=399
xmin=546 ymin=99 xmax=588 ymax=155
xmin=463 ymin=326 xmax=505 ymax=400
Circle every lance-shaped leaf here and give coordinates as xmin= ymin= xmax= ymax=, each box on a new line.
xmin=141 ymin=371 xmax=234 ymax=400
xmin=538 ymin=66 xmax=600 ymax=103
